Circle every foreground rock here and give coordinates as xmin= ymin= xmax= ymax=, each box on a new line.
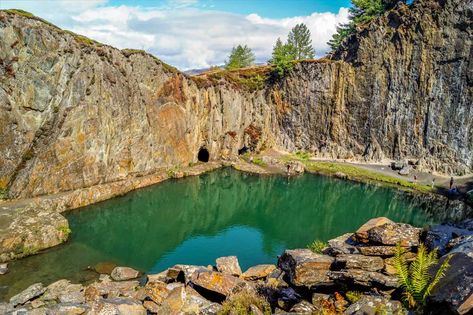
xmin=9 ymin=283 xmax=45 ymax=306
xmin=4 ymin=217 xmax=472 ymax=314
xmin=216 ymin=256 xmax=242 ymax=276
xmin=278 ymin=249 xmax=333 ymax=287
xmin=111 ymin=266 xmax=140 ymax=281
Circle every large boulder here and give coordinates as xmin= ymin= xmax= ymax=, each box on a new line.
xmin=241 ymin=264 xmax=276 ymax=281
xmin=216 ymin=256 xmax=242 ymax=276
xmin=367 ymin=223 xmax=421 ymax=247
xmin=111 ymin=266 xmax=140 ymax=281
xmin=427 ymin=253 xmax=473 ymax=315
xmin=145 ymin=280 xmax=170 ymax=304
xmin=354 ymin=217 xmax=394 ymax=243
xmin=447 ymin=235 xmax=473 ymax=258
xmin=334 ymin=254 xmax=384 ymax=272
xmin=326 ymin=233 xmax=359 ymax=255
xmin=425 ymin=223 xmax=473 ymax=255
xmin=9 ymin=283 xmax=46 ymax=306
xmin=356 ymin=245 xmax=398 ymax=256
xmin=190 ymin=270 xmax=246 ymax=298
xmin=278 ymin=249 xmax=334 ymax=287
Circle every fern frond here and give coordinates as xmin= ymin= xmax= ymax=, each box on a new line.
xmin=393 ymin=244 xmax=412 ymax=292
xmin=423 ymin=254 xmax=452 ymax=301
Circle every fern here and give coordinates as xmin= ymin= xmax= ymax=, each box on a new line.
xmin=393 ymin=243 xmax=451 ymax=310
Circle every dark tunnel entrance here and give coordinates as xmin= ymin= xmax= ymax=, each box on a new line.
xmin=197 ymin=147 xmax=209 ymax=162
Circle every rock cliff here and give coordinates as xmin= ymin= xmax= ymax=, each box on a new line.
xmin=0 ymin=0 xmax=472 ymax=199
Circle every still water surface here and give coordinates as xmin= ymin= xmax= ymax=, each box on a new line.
xmin=0 ymin=169 xmax=437 ymax=300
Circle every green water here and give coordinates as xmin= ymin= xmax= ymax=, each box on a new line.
xmin=0 ymin=169 xmax=437 ymax=300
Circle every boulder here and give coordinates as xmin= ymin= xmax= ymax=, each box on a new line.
xmin=334 ymin=254 xmax=384 ymax=272
xmin=275 ymin=287 xmax=301 ymax=311
xmin=391 ymin=161 xmax=406 ymax=171
xmin=345 ymin=295 xmax=406 ymax=314
xmin=216 ymin=256 xmax=242 ymax=276
xmin=241 ymin=264 xmax=276 ymax=281
xmin=265 ymin=268 xmax=289 ymax=289
xmin=425 ymin=223 xmax=473 ymax=255
xmin=0 ymin=303 xmax=13 ymax=314
xmin=110 ymin=266 xmax=140 ymax=281
xmin=329 ymin=269 xmax=398 ymax=288
xmin=42 ymin=279 xmax=71 ymax=301
xmin=0 ymin=263 xmax=8 ymax=275
xmin=169 ymin=264 xmax=207 ymax=283
xmin=87 ymin=280 xmax=140 ymax=298
xmin=145 ymin=280 xmax=170 ymax=304
xmin=354 ymin=217 xmax=394 ymax=243
xmin=190 ymin=270 xmax=245 ymax=297
xmin=447 ymin=235 xmax=473 ymax=258
xmin=398 ymin=165 xmax=412 ymax=176
xmin=367 ymin=223 xmax=421 ymax=247
xmin=10 ymin=283 xmax=46 ymax=306
xmin=156 ymin=286 xmax=221 ymax=315
xmin=147 ymin=270 xmax=169 ymax=283
xmin=143 ymin=300 xmax=160 ymax=313
xmin=326 ymin=233 xmax=359 ymax=255
xmin=89 ymin=297 xmax=146 ymax=315
xmin=58 ymin=284 xmax=85 ymax=304
xmin=278 ymin=249 xmax=334 ymax=287
xmin=427 ymin=253 xmax=473 ymax=315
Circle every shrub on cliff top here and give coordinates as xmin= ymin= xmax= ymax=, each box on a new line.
xmin=225 ymin=45 xmax=255 ymax=70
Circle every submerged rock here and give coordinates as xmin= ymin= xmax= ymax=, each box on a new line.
xmin=278 ymin=249 xmax=334 ymax=287
xmin=111 ymin=266 xmax=140 ymax=281
xmin=216 ymin=256 xmax=242 ymax=276
xmin=0 ymin=263 xmax=7 ymax=275
xmin=94 ymin=262 xmax=117 ymax=275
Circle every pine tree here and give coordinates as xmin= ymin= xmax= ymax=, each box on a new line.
xmin=225 ymin=45 xmax=255 ymax=70
xmin=328 ymin=0 xmax=406 ymax=52
xmin=287 ymin=23 xmax=315 ymax=60
xmin=268 ymin=38 xmax=296 ymax=76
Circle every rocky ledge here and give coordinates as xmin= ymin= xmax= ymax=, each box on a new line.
xmin=2 ymin=217 xmax=473 ymax=315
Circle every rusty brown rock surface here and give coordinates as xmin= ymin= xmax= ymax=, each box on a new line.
xmin=1 ymin=0 xmax=472 ymax=203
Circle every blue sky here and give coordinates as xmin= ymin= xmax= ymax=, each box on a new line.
xmin=106 ymin=0 xmax=352 ymax=17
xmin=1 ymin=0 xmax=351 ymax=69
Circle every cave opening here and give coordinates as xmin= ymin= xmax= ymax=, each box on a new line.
xmin=197 ymin=148 xmax=209 ymax=162
xmin=238 ymin=146 xmax=249 ymax=155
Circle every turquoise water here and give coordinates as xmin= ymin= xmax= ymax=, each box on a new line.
xmin=0 ymin=169 xmax=436 ymax=300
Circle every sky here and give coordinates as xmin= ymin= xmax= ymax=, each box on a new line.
xmin=0 ymin=0 xmax=351 ymax=70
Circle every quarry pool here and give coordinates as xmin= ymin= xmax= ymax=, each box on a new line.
xmin=0 ymin=168 xmax=438 ymax=300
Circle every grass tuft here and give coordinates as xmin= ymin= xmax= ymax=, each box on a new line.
xmin=219 ymin=289 xmax=271 ymax=315
xmin=307 ymin=240 xmax=327 ymax=254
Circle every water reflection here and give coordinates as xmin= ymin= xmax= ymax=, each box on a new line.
xmin=1 ymin=169 xmax=439 ymax=300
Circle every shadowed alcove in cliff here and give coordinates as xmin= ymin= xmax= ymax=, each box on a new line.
xmin=197 ymin=147 xmax=209 ymax=162
xmin=238 ymin=146 xmax=249 ymax=155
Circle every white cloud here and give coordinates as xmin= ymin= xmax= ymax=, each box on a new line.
xmin=1 ymin=1 xmax=349 ymax=70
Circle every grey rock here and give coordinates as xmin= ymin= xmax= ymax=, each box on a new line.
xmin=290 ymin=300 xmax=317 ymax=313
xmin=367 ymin=222 xmax=421 ymax=247
xmin=448 ymin=235 xmax=473 ymax=258
xmin=89 ymin=297 xmax=146 ymax=315
xmin=344 ymin=295 xmax=406 ymax=314
xmin=335 ymin=254 xmax=384 ymax=271
xmin=10 ymin=283 xmax=46 ymax=306
xmin=110 ymin=267 xmax=140 ymax=281
xmin=325 ymin=233 xmax=359 ymax=255
xmin=278 ymin=249 xmax=334 ymax=287
xmin=398 ymin=165 xmax=412 ymax=176
xmin=329 ymin=269 xmax=398 ymax=288
xmin=216 ymin=256 xmax=242 ymax=276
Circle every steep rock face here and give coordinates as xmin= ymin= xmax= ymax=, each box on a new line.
xmin=0 ymin=12 xmax=274 ymax=198
xmin=0 ymin=0 xmax=472 ymax=199
xmin=277 ymin=0 xmax=472 ymax=174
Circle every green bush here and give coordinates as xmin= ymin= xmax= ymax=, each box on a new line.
xmin=307 ymin=240 xmax=327 ymax=254
xmin=252 ymin=158 xmax=267 ymax=167
xmin=393 ymin=243 xmax=451 ymax=310
xmin=345 ymin=291 xmax=363 ymax=303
